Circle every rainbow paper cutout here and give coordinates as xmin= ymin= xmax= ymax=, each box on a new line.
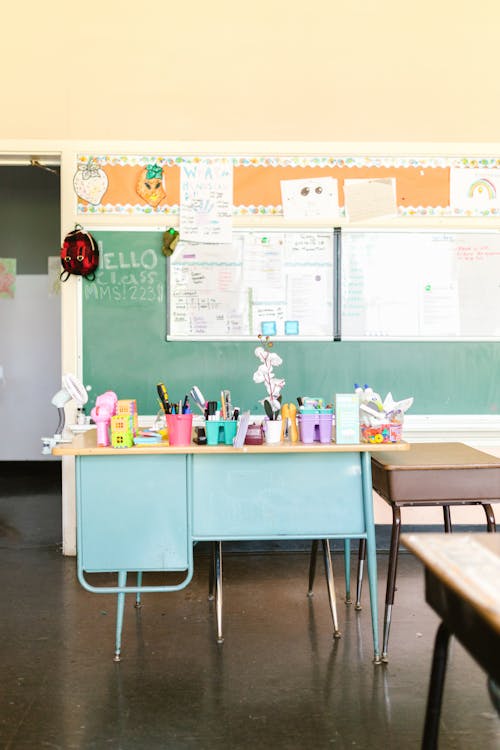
xmin=467 ymin=178 xmax=497 ymax=200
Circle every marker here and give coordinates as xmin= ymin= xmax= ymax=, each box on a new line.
xmin=157 ymin=383 xmax=169 ymax=413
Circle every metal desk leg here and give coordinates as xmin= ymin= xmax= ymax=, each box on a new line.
xmin=214 ymin=541 xmax=224 ymax=644
xmin=208 ymin=541 xmax=216 ymax=601
xmin=422 ymin=621 xmax=451 ymax=750
xmin=443 ymin=505 xmax=453 ymax=533
xmin=308 ymin=539 xmax=353 ymax=605
xmin=135 ymin=571 xmax=143 ymax=608
xmin=483 ymin=503 xmax=497 ymax=532
xmin=355 ymin=539 xmax=366 ymax=610
xmin=382 ymin=505 xmax=401 ymax=662
xmin=322 ymin=539 xmax=341 ymax=638
xmin=307 ymin=540 xmax=319 ymax=596
xmin=361 ymin=452 xmax=381 ymax=663
xmin=344 ymin=538 xmax=352 ymax=604
xmin=114 ymin=571 xmax=127 ymax=662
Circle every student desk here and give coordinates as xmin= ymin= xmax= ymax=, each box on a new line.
xmin=371 ymin=442 xmax=499 ymax=660
xmin=402 ymin=533 xmax=500 ymax=750
xmin=54 ymin=431 xmax=407 ymax=662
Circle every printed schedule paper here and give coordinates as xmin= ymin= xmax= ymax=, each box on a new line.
xmin=168 ymin=229 xmax=334 ymax=340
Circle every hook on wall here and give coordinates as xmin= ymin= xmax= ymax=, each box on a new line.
xmin=30 ymin=158 xmax=59 ymax=176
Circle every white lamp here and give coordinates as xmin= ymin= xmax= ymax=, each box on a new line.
xmin=42 ymin=374 xmax=89 ymax=453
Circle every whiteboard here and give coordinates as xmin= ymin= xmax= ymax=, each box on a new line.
xmin=168 ymin=229 xmax=335 ymax=340
xmin=341 ymin=230 xmax=500 ymax=340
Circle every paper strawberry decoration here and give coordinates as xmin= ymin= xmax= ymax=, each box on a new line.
xmin=73 ymin=159 xmax=109 ymax=205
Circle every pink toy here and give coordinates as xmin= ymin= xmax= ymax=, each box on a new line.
xmin=91 ymin=391 xmax=118 ymax=447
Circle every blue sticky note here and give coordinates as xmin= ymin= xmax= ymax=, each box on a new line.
xmin=261 ymin=321 xmax=277 ymax=336
xmin=285 ymin=320 xmax=299 ymax=335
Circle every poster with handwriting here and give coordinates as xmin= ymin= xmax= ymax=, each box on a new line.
xmin=169 ymin=230 xmax=334 ymax=339
xmin=180 ymin=159 xmax=233 ymax=243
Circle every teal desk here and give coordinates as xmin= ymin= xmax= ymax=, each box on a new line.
xmin=55 ymin=432 xmax=408 ymax=662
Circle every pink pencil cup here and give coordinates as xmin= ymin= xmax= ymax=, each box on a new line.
xmin=166 ymin=414 xmax=193 ymax=446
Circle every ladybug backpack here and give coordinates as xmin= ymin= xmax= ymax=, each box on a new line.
xmin=60 ymin=225 xmax=99 ymax=282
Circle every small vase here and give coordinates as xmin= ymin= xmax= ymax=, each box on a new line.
xmin=264 ymin=419 xmax=282 ymax=444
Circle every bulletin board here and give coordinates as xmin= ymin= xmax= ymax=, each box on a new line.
xmin=74 ymin=154 xmax=500 ymax=218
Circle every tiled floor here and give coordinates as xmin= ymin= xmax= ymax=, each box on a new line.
xmin=0 ymin=463 xmax=498 ymax=749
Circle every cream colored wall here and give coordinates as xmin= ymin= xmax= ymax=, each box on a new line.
xmin=2 ymin=0 xmax=500 ymax=552
xmin=2 ymin=2 xmax=500 ymax=142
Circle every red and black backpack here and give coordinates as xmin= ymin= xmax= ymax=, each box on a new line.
xmin=60 ymin=225 xmax=99 ymax=282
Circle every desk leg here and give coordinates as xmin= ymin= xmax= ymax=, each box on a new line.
xmin=307 ymin=540 xmax=318 ymax=596
xmin=361 ymin=452 xmax=381 ymax=663
xmin=422 ymin=621 xmax=451 ymax=750
xmin=355 ymin=538 xmax=366 ymax=610
xmin=382 ymin=506 xmax=402 ymax=662
xmin=344 ymin=539 xmax=352 ymax=603
xmin=483 ymin=503 xmax=496 ymax=532
xmin=214 ymin=541 xmax=224 ymax=644
xmin=322 ymin=539 xmax=341 ymax=638
xmin=135 ymin=572 xmax=143 ymax=608
xmin=114 ymin=571 xmax=127 ymax=662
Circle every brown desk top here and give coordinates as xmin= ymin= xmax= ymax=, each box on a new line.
xmin=372 ymin=442 xmax=500 ymax=471
xmin=402 ymin=533 xmax=500 ymax=636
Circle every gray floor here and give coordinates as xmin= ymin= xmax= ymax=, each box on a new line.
xmin=1 ymin=464 xmax=499 ymax=749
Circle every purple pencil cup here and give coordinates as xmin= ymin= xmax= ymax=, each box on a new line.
xmin=318 ymin=414 xmax=333 ymax=443
xmin=298 ymin=414 xmax=317 ymax=444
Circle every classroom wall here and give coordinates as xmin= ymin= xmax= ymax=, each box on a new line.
xmin=1 ymin=2 xmax=500 ymax=143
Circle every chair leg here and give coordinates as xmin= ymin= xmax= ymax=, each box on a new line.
xmin=322 ymin=539 xmax=341 ymax=638
xmin=382 ymin=506 xmax=402 ymax=662
xmin=355 ymin=538 xmax=366 ymax=610
xmin=443 ymin=505 xmax=452 ymax=533
xmin=482 ymin=503 xmax=497 ymax=532
xmin=214 ymin=541 xmax=224 ymax=644
xmin=307 ymin=540 xmax=319 ymax=596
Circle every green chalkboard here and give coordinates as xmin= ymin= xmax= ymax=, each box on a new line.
xmin=82 ymin=231 xmax=500 ymax=415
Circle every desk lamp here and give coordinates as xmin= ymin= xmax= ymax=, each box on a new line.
xmin=41 ymin=374 xmax=89 ymax=454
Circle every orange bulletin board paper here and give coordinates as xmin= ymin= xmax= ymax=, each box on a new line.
xmin=75 ymin=155 xmax=459 ymax=216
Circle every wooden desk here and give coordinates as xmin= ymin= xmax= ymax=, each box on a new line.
xmin=54 ymin=430 xmax=407 ymax=662
xmin=402 ymin=533 xmax=500 ymax=750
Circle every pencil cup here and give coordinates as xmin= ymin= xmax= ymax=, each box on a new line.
xmin=205 ymin=420 xmax=238 ymax=445
xmin=298 ymin=414 xmax=317 ymax=444
xmin=223 ymin=421 xmax=238 ymax=445
xmin=318 ymin=413 xmax=333 ymax=443
xmin=166 ymin=414 xmax=193 ymax=446
xmin=205 ymin=421 xmax=223 ymax=445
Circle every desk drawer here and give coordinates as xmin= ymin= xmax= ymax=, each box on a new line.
xmin=192 ymin=453 xmax=365 ymax=539
xmin=77 ymin=455 xmax=189 ymax=572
